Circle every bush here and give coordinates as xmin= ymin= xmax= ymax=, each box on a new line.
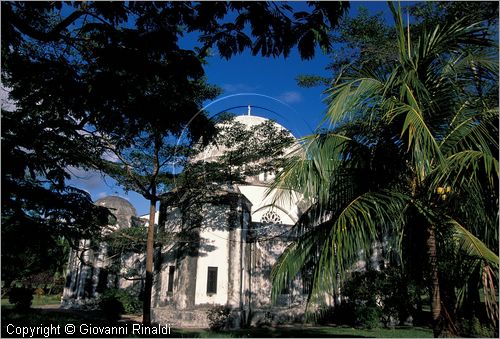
xmin=358 ymin=305 xmax=382 ymax=329
xmin=458 ymin=316 xmax=496 ymax=338
xmin=337 ymin=267 xmax=419 ymax=328
xmin=99 ymin=288 xmax=142 ymax=321
xmin=206 ymin=305 xmax=231 ymax=331
xmin=9 ymin=287 xmax=34 ymax=310
xmin=322 ymin=303 xmax=356 ymax=326
xmin=34 ymin=287 xmax=45 ymax=298
xmin=325 ymin=301 xmax=381 ymax=328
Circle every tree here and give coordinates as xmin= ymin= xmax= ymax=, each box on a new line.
xmin=1 ymin=104 xmax=111 ymax=287
xmin=2 ymin=0 xmax=350 ymax=323
xmin=182 ymin=113 xmax=295 ymax=187
xmin=94 ymin=78 xmax=220 ymax=324
xmin=296 ymin=6 xmax=396 ymax=88
xmin=297 ymin=2 xmax=498 ymax=90
xmin=270 ymin=3 xmax=498 ymax=337
xmin=97 ymin=112 xmax=296 ymax=323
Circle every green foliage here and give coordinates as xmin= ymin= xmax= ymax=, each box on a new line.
xmin=298 ymin=2 xmax=498 ymax=88
xmin=8 ymin=287 xmax=34 ymax=311
xmin=272 ymin=4 xmax=498 ymax=336
xmin=183 ymin=116 xmax=295 ymax=186
xmin=411 ymin=1 xmax=499 ymax=29
xmin=105 ymin=224 xmax=148 ymax=255
xmin=358 ymin=306 xmax=383 ymax=329
xmin=337 ymin=267 xmax=419 ymax=329
xmin=1 ymin=1 xmax=348 ymax=300
xmin=99 ymin=288 xmax=142 ymax=321
xmin=1 ymin=232 xmax=72 ymax=293
xmin=458 ymin=316 xmax=496 ymax=338
xmin=206 ymin=305 xmax=232 ymax=331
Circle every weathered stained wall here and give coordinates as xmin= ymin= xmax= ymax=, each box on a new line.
xmin=62 ymin=196 xmax=145 ymax=309
xmin=151 ymin=190 xmax=253 ymax=327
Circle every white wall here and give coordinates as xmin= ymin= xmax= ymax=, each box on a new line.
xmin=139 ymin=210 xmax=160 ymax=225
xmin=194 ymin=205 xmax=230 ymax=305
xmin=237 ymin=185 xmax=300 ymax=225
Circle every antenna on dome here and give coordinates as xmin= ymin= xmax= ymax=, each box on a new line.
xmin=247 ymin=105 xmax=251 ymax=116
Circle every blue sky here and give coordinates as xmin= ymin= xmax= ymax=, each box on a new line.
xmin=68 ymin=1 xmax=394 ymax=216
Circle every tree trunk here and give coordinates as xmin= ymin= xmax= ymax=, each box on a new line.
xmin=142 ymin=199 xmax=156 ymax=325
xmin=143 ymin=138 xmax=160 ymax=325
xmin=426 ymin=225 xmax=441 ymax=337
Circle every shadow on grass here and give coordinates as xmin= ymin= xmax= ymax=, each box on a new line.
xmin=178 ymin=327 xmax=366 ymax=338
xmin=2 ymin=306 xmax=432 ymax=338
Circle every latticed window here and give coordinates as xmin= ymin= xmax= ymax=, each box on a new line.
xmin=260 ymin=210 xmax=281 ymax=224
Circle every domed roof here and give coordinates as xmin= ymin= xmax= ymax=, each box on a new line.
xmin=192 ymin=114 xmax=295 ymax=162
xmin=232 ymin=114 xmax=274 ymax=127
xmin=96 ymin=196 xmax=136 ymax=228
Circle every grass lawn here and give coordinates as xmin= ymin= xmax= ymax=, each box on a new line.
xmin=2 ymin=305 xmax=433 ymax=338
xmin=2 ymin=294 xmax=62 ymax=307
xmin=178 ymin=326 xmax=433 ymax=338
xmin=32 ymin=294 xmax=63 ymax=306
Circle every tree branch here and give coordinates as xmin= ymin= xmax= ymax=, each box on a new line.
xmin=6 ymin=4 xmax=87 ymax=42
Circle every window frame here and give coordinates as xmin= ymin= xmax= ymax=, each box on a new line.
xmin=167 ymin=265 xmax=175 ymax=295
xmin=206 ymin=266 xmax=218 ymax=295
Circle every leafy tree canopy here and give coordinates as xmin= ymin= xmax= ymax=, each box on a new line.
xmin=0 ymin=0 xmax=348 ymax=296
xmin=271 ymin=3 xmax=498 ymax=335
xmin=181 ymin=113 xmax=296 ymax=188
xmin=297 ymin=2 xmax=498 ymax=90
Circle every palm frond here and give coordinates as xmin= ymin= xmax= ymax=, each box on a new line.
xmin=448 ymin=218 xmax=498 ymax=267
xmin=324 ymin=77 xmax=384 ymax=128
xmin=440 ymin=107 xmax=498 ymax=155
xmin=482 ymin=264 xmax=499 ymax=323
xmin=432 ymin=150 xmax=499 ymax=191
xmin=268 ymin=132 xmax=354 ymax=206
xmin=272 ymin=190 xmax=409 ymax=305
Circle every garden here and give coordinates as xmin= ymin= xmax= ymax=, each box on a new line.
xmin=2 ymin=1 xmax=498 ymax=338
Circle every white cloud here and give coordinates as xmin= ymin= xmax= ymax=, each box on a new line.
xmin=222 ymin=83 xmax=258 ymax=93
xmin=67 ymin=166 xmax=106 ymax=190
xmin=278 ymin=91 xmax=303 ymax=104
xmin=1 ymin=85 xmax=17 ymax=111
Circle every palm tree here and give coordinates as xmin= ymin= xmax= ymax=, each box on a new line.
xmin=270 ymin=3 xmax=498 ymax=336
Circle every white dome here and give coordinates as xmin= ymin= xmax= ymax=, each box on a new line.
xmin=233 ymin=115 xmax=276 ymax=127
xmin=192 ymin=114 xmax=295 ymax=162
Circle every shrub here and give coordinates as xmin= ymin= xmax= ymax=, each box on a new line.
xmin=338 ymin=267 xmax=419 ymax=328
xmin=99 ymin=297 xmax=124 ymax=322
xmin=206 ymin=305 xmax=231 ymax=331
xmin=34 ymin=287 xmax=45 ymax=298
xmin=322 ymin=303 xmax=356 ymax=326
xmin=9 ymin=287 xmax=34 ymax=310
xmin=99 ymin=288 xmax=142 ymax=321
xmin=458 ymin=316 xmax=496 ymax=338
xmin=358 ymin=305 xmax=382 ymax=329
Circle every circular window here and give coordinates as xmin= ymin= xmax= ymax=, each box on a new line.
xmin=261 ymin=210 xmax=282 ymax=225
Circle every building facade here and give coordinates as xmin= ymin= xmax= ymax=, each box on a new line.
xmin=62 ymin=115 xmax=309 ymax=327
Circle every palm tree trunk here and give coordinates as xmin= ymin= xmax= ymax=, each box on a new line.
xmin=426 ymin=225 xmax=441 ymax=337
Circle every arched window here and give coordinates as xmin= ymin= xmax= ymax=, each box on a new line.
xmin=261 ymin=210 xmax=281 ymax=225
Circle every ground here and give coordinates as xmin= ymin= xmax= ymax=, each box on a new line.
xmin=1 ymin=298 xmax=433 ymax=338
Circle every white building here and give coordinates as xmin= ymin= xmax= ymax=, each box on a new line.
xmin=62 ymin=114 xmax=309 ymax=327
